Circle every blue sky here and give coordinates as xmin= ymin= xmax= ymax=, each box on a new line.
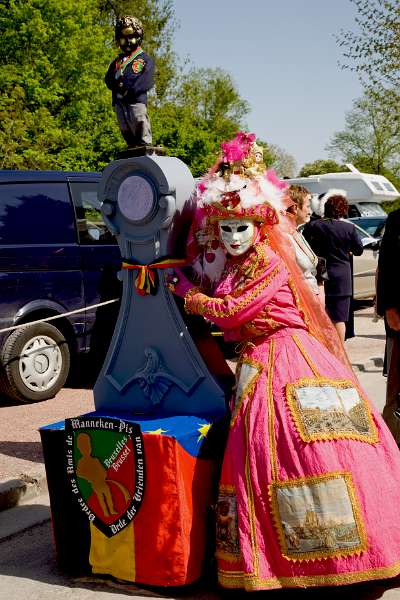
xmin=172 ymin=0 xmax=363 ymax=172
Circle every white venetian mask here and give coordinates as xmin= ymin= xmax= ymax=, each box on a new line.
xmin=218 ymin=219 xmax=255 ymax=256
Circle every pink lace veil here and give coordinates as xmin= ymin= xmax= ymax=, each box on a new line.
xmin=264 ymin=208 xmax=351 ymax=369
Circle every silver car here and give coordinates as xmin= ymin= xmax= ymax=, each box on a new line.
xmin=299 ymin=221 xmax=379 ymax=300
xmin=352 ymin=223 xmax=380 ymax=300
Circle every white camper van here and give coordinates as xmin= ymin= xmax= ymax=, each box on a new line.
xmin=286 ymin=165 xmax=399 ymax=217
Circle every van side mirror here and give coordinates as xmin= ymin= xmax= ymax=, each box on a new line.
xmin=88 ymin=227 xmax=100 ymax=241
xmin=362 ymin=237 xmax=380 ymax=252
xmin=372 ymin=240 xmax=381 ymax=252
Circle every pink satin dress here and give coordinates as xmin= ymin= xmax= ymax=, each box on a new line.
xmin=185 ymin=240 xmax=400 ymax=590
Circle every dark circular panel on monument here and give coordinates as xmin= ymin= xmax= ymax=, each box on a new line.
xmin=117 ymin=175 xmax=156 ymax=222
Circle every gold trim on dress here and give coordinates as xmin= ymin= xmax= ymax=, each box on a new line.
xmin=243 ymin=306 xmax=281 ymax=337
xmin=231 ymin=358 xmax=263 ymax=428
xmin=183 ymin=286 xmax=202 ymax=314
xmin=288 ymin=275 xmax=311 ymax=330
xmin=221 ymin=341 xmax=279 ymax=579
xmin=244 ymin=386 xmax=260 ymax=577
xmin=268 ymin=471 xmax=368 ymax=562
xmin=184 ymin=264 xmax=282 ymax=318
xmin=267 ymin=340 xmax=279 ymax=480
xmin=291 ymin=333 xmax=320 ymax=377
xmin=286 ymin=377 xmax=379 ymax=444
xmin=218 ymin=559 xmax=400 ymax=589
xmin=230 ymin=244 xmax=270 ymax=294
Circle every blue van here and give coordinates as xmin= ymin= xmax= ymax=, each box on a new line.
xmin=0 ymin=171 xmax=121 ymax=403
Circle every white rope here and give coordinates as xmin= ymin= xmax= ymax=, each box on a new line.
xmin=0 ymin=298 xmax=119 ymax=335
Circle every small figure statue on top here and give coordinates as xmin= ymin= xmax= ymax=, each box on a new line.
xmin=105 ymin=15 xmax=154 ymax=148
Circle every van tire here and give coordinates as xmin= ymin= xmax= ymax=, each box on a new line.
xmin=1 ymin=323 xmax=70 ymax=403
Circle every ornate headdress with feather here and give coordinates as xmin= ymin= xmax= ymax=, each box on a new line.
xmin=187 ymin=132 xmax=287 ymax=284
xmin=197 ymin=132 xmax=286 ymax=225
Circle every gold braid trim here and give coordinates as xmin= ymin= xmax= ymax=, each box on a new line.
xmin=183 ymin=286 xmax=202 ymax=314
xmin=230 ymin=357 xmax=263 ymax=428
xmin=288 ymin=275 xmax=311 ymax=330
xmin=267 ymin=340 xmax=279 ymax=480
xmin=291 ymin=334 xmax=320 ymax=377
xmin=218 ymin=559 xmax=400 ymax=589
xmin=184 ymin=263 xmax=282 ymax=319
xmin=244 ymin=398 xmax=260 ymax=577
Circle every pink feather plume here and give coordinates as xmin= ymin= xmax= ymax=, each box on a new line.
xmin=265 ymin=169 xmax=288 ymax=190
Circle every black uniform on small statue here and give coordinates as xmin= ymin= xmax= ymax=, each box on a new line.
xmin=105 ymin=16 xmax=154 ymax=147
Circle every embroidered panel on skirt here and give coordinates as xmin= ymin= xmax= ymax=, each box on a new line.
xmin=286 ymin=377 xmax=378 ymax=444
xmin=231 ymin=359 xmax=263 ymax=427
xmin=269 ymin=472 xmax=368 ymax=561
xmin=216 ymin=485 xmax=241 ymax=562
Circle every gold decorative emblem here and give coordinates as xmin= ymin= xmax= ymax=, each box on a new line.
xmin=131 ymin=58 xmax=145 ymax=73
xmin=269 ymin=472 xmax=368 ymax=561
xmin=286 ymin=377 xmax=378 ymax=444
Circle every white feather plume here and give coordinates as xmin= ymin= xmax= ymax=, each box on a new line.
xmin=316 ymin=188 xmax=348 ymax=217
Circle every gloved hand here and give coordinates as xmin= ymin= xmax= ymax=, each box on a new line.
xmin=166 ymin=268 xmax=196 ymax=298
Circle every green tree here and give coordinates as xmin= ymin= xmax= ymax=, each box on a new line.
xmin=337 ymin=0 xmax=400 ymax=90
xmin=383 ymin=197 xmax=400 ymax=214
xmin=298 ymin=159 xmax=347 ymax=177
xmin=0 ymin=0 xmax=112 ymax=169
xmin=151 ymin=67 xmax=250 ymax=176
xmin=326 ymin=92 xmax=400 ymax=175
xmin=98 ymin=0 xmax=177 ymax=102
xmin=0 ymin=1 xmax=273 ymax=176
xmin=0 ymin=0 xmax=177 ymax=170
xmin=267 ymin=144 xmax=297 ymax=178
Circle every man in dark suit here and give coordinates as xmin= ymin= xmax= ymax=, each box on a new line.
xmin=377 ymin=208 xmax=400 ymax=443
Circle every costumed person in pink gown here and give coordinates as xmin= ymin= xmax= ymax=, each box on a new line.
xmin=167 ymin=132 xmax=400 ymax=591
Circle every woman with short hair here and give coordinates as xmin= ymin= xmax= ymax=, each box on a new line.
xmin=303 ymin=190 xmax=364 ymax=343
xmin=286 ymin=185 xmax=326 ymax=303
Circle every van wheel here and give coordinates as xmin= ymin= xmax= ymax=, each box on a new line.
xmin=1 ymin=323 xmax=70 ymax=403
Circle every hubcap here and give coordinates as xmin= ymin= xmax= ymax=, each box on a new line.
xmin=18 ymin=334 xmax=63 ymax=392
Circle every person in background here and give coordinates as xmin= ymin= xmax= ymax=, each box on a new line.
xmin=286 ymin=185 xmax=312 ymax=227
xmin=303 ymin=190 xmax=363 ymax=344
xmin=376 ymin=208 xmax=400 ymax=443
xmin=286 ymin=185 xmax=326 ymax=303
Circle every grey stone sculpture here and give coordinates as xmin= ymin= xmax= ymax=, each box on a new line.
xmin=94 ymin=154 xmax=226 ymax=417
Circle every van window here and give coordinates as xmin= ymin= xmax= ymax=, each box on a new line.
xmin=70 ymin=181 xmax=117 ymax=245
xmin=0 ymin=182 xmax=76 ymax=244
xmin=370 ymin=180 xmax=385 ymax=191
xmin=382 ymin=182 xmax=396 ymax=192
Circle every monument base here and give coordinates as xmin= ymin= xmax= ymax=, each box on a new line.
xmin=40 ymin=411 xmax=227 ymax=587
xmin=117 ymin=145 xmax=166 ymax=159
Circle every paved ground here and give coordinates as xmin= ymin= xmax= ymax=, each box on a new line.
xmin=2 ymin=518 xmax=400 ymax=600
xmin=0 ymin=305 xmax=387 ymax=484
xmin=0 ymin=304 xmax=398 ymax=597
